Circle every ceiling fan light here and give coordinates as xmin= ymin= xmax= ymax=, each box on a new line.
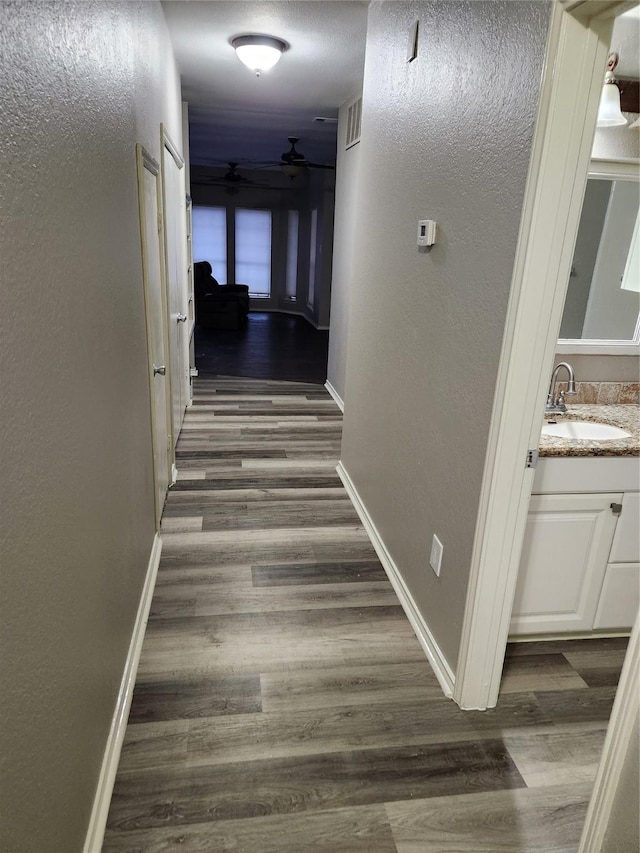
xmin=597 ymin=75 xmax=627 ymax=128
xmin=231 ymin=35 xmax=288 ymax=76
xmin=281 ymin=163 xmax=305 ymax=179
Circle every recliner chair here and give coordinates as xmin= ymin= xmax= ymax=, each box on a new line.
xmin=193 ymin=261 xmax=250 ymax=330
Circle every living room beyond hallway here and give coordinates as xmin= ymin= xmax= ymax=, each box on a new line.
xmin=194 ymin=311 xmax=330 ymax=385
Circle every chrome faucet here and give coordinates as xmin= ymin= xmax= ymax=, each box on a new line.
xmin=546 ymin=362 xmax=577 ymax=414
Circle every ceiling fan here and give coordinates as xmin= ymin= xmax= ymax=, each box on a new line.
xmin=280 ymin=137 xmax=335 ymax=175
xmin=196 ymin=162 xmax=268 ymax=193
xmin=220 ymin=162 xmax=259 ymax=184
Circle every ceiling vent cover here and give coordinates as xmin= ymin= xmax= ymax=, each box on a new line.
xmin=345 ymin=95 xmax=362 ymax=149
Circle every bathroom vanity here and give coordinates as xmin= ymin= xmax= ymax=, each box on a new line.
xmin=510 ymin=404 xmax=640 ymax=637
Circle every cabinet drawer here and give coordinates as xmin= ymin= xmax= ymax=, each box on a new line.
xmin=609 ymin=493 xmax=640 ymax=563
xmin=594 ymin=563 xmax=640 ymax=630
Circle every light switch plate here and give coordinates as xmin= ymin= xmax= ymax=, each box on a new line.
xmin=430 ymin=534 xmax=443 ymax=577
xmin=417 ymin=219 xmax=437 ymax=247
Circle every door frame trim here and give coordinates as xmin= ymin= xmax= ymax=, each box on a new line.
xmin=454 ymin=1 xmax=615 ymax=710
xmin=135 ymin=143 xmax=172 ymax=527
xmin=579 ymin=610 xmax=639 ymax=851
xmin=160 ymin=123 xmax=189 ymax=444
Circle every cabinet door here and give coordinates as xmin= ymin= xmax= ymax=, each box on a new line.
xmin=510 ymin=493 xmax=622 ymax=635
xmin=594 ymin=563 xmax=640 ymax=630
xmin=609 ymin=492 xmax=640 ymax=563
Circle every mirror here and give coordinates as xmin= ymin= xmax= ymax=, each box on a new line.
xmin=558 ymin=158 xmax=640 ymax=355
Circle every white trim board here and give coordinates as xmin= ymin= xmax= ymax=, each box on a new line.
xmin=337 ymin=462 xmax=455 ymax=698
xmin=83 ymin=534 xmax=162 ymax=853
xmin=251 ymin=306 xmax=329 ymax=331
xmin=579 ymin=609 xmax=639 ymax=852
xmin=324 ymin=380 xmax=344 ymax=413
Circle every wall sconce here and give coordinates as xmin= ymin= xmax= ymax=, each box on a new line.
xmin=231 ymin=35 xmax=288 ymax=77
xmin=597 ymin=53 xmax=627 ymax=128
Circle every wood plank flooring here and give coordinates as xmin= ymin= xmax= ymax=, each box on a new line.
xmin=104 ymin=376 xmax=628 ymax=852
xmin=195 ymin=312 xmax=329 ymax=383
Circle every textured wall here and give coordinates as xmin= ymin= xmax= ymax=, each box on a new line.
xmin=553 ymin=353 xmax=640 ymax=383
xmin=327 ymin=91 xmax=364 ymax=403
xmin=0 ymin=3 xmax=181 ymax=850
xmin=339 ymin=0 xmax=551 ymax=671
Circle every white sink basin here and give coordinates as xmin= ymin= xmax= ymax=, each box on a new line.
xmin=542 ymin=420 xmax=631 ymax=441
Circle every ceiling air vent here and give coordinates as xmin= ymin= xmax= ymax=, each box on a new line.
xmin=345 ymin=95 xmax=362 ymax=149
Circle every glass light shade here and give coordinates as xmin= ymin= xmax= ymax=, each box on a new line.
xmin=281 ymin=163 xmax=305 ymax=179
xmin=597 ymin=80 xmax=627 ymax=128
xmin=231 ymin=36 xmax=287 ymax=75
xmin=235 ymin=44 xmax=282 ymax=73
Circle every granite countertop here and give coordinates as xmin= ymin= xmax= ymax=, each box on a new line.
xmin=539 ymin=404 xmax=640 ymax=458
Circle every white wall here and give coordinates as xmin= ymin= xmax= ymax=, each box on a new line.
xmin=0 ymin=2 xmax=182 ymax=849
xmin=560 ymin=180 xmax=612 ymax=339
xmin=338 ymin=0 xmax=551 ymax=671
xmin=583 ymin=180 xmax=639 ymax=340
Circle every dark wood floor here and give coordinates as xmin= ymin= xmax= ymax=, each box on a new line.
xmin=103 ymin=376 xmax=626 ymax=852
xmin=195 ymin=311 xmax=329 ymax=384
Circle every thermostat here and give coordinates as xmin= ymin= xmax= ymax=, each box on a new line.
xmin=417 ymin=219 xmax=436 ymax=247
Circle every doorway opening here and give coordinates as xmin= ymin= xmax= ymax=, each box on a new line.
xmin=191 ymin=197 xmax=330 ymax=384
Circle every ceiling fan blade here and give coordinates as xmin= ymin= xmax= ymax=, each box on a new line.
xmin=305 ymin=162 xmax=335 ymax=170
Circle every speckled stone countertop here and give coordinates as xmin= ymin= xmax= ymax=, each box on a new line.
xmin=540 ymin=405 xmax=640 ymax=458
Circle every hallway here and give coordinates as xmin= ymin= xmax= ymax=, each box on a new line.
xmin=104 ymin=376 xmax=624 ymax=852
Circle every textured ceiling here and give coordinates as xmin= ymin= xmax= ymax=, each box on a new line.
xmin=161 ymin=1 xmax=368 ymax=167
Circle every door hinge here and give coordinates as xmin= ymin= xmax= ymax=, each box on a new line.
xmin=526 ymin=449 xmax=539 ymax=469
xmin=610 ymin=502 xmax=623 ymax=515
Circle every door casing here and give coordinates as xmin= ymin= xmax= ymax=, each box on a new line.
xmin=135 ymin=144 xmax=172 ymax=528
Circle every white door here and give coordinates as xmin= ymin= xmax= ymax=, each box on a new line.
xmin=136 ymin=145 xmax=172 ymax=527
xmin=161 ymin=129 xmax=189 ymax=443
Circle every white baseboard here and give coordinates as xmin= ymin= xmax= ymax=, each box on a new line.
xmin=336 ymin=462 xmax=456 ymax=698
xmin=251 ymin=306 xmax=329 ymax=331
xmin=324 ymin=380 xmax=344 ymax=413
xmin=171 ymin=463 xmax=178 ymax=485
xmin=83 ymin=534 xmax=162 ymax=853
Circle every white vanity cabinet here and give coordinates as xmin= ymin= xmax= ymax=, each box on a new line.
xmin=510 ymin=457 xmax=639 ymax=637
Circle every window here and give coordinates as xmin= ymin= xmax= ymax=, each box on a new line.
xmin=235 ymin=209 xmax=272 ymax=298
xmin=308 ymin=208 xmax=318 ymax=309
xmin=285 ymin=210 xmax=299 ymax=300
xmin=192 ymin=206 xmax=226 ymax=282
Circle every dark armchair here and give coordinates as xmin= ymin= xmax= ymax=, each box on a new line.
xmin=193 ymin=261 xmax=250 ymax=330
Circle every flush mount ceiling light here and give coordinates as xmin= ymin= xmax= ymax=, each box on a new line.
xmin=597 ymin=52 xmax=628 ymax=128
xmin=231 ymin=35 xmax=288 ymax=77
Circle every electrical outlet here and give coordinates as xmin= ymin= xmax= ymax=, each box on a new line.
xmin=429 ymin=535 xmax=443 ymax=577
